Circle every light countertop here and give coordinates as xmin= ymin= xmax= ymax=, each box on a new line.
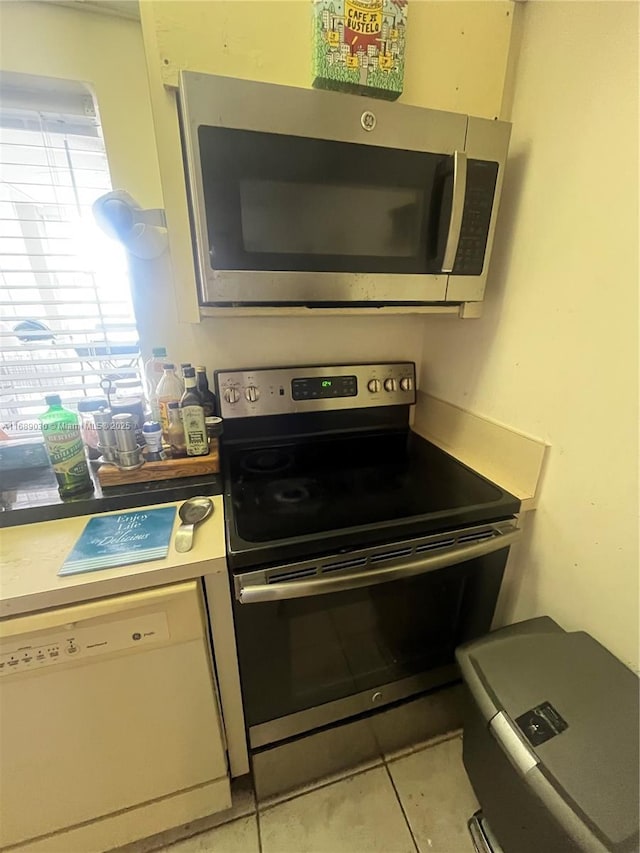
xmin=0 ymin=497 xmax=227 ymax=619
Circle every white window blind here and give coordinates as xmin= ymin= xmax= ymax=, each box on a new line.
xmin=0 ymin=74 xmax=140 ymax=433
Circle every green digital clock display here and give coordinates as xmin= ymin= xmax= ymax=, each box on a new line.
xmin=291 ymin=375 xmax=358 ymax=400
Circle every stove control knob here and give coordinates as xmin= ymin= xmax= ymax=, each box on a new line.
xmin=223 ymin=387 xmax=240 ymax=404
xmin=245 ymin=386 xmax=260 ymax=403
xmin=400 ymin=377 xmax=413 ymax=392
xmin=367 ymin=378 xmax=381 ymax=393
xmin=384 ymin=378 xmax=398 ymax=392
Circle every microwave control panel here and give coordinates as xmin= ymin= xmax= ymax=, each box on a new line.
xmin=453 ymin=159 xmax=499 ymax=276
xmin=216 ymin=363 xmax=416 ymax=418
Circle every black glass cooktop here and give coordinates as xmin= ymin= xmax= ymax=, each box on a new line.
xmin=224 ymin=429 xmax=520 ymax=570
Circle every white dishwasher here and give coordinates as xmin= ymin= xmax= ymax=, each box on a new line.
xmin=0 ymin=581 xmax=230 ymax=852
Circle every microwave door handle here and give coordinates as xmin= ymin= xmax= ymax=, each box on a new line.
xmin=441 ymin=150 xmax=467 ymax=273
xmin=236 ymin=523 xmax=521 ymax=604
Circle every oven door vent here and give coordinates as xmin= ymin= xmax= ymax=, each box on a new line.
xmin=416 ymin=538 xmax=456 ymax=553
xmin=267 ymin=566 xmax=318 ymax=584
xmin=457 ymin=530 xmax=495 ymax=545
xmin=369 ymin=547 xmax=413 ymax=564
xmin=322 ymin=557 xmax=368 ymax=574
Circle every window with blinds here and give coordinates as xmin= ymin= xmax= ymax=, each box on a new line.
xmin=0 ymin=72 xmax=140 ymax=435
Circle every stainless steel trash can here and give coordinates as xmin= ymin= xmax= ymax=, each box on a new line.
xmin=456 ymin=617 xmax=639 ymax=853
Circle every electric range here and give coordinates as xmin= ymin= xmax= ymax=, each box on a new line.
xmin=215 ymin=363 xmax=521 ymax=751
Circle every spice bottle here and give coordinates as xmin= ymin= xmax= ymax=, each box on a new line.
xmin=142 ymin=420 xmax=164 ymax=462
xmin=40 ymin=395 xmax=93 ymax=497
xmin=167 ymin=402 xmax=187 ymax=458
xmin=196 ymin=366 xmax=217 ymax=417
xmin=180 ymin=367 xmax=208 ymax=456
xmin=156 ymin=363 xmax=184 ymax=440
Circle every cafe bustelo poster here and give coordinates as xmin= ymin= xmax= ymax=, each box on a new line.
xmin=313 ymin=0 xmax=408 ymax=100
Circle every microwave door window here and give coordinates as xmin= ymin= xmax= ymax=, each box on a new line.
xmin=240 ymin=180 xmax=422 ymax=258
xmin=198 ymin=126 xmax=450 ymax=275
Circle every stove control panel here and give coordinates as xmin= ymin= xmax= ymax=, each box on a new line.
xmin=216 ymin=363 xmax=416 ymax=418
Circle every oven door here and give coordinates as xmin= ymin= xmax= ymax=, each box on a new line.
xmin=180 ymin=73 xmax=509 ymax=307
xmin=232 ymin=521 xmax=520 ymax=748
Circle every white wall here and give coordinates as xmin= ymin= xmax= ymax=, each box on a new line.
xmin=419 ymin=2 xmax=639 ymax=670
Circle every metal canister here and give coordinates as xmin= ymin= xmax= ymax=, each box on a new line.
xmin=111 ymin=412 xmax=144 ymax=469
xmin=116 ymin=448 xmax=143 ymax=469
xmin=93 ymin=409 xmax=118 ymax=463
xmin=110 ymin=399 xmax=146 ymax=446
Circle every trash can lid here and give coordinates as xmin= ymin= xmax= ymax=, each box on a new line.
xmin=463 ymin=626 xmax=639 ymax=849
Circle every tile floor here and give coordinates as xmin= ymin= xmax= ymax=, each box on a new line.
xmin=145 ymin=734 xmax=479 ymax=853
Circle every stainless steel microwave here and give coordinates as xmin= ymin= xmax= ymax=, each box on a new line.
xmin=178 ymin=71 xmax=511 ymax=311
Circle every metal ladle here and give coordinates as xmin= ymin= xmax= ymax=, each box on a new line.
xmin=175 ymin=497 xmax=214 ymax=553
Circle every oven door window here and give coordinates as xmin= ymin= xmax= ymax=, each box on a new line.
xmin=197 ymin=126 xmax=453 ymax=274
xmin=233 ymin=555 xmax=503 ymax=731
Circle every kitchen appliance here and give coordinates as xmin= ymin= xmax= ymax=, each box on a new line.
xmin=0 ymin=581 xmax=229 ymax=850
xmin=179 ymin=73 xmax=511 ymax=312
xmin=215 ymin=362 xmax=521 ymax=754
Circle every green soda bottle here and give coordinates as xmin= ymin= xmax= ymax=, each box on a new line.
xmin=40 ymin=395 xmax=93 ymax=497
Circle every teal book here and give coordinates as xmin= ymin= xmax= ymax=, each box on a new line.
xmin=59 ymin=507 xmax=176 ymax=576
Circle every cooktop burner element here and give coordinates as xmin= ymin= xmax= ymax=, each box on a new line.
xmin=240 ymin=449 xmax=294 ymax=475
xmin=271 ymin=482 xmax=310 ymax=505
xmin=263 ymin=477 xmax=322 ymax=510
xmin=215 ymin=363 xmax=521 ymax=570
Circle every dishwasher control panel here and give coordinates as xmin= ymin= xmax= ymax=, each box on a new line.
xmin=0 ymin=612 xmax=169 ymax=677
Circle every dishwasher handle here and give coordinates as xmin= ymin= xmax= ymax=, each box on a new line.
xmin=236 ymin=524 xmax=521 ymax=604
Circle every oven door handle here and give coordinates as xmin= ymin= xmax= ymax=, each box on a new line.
xmin=236 ymin=523 xmax=521 ymax=604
